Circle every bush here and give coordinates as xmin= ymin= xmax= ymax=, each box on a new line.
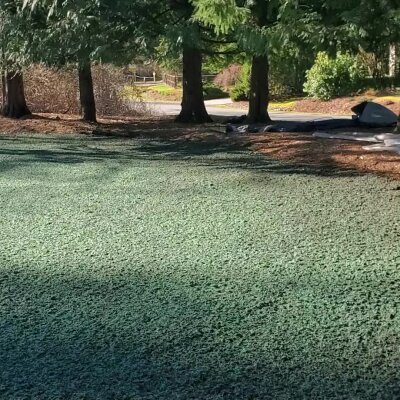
xmin=22 ymin=64 xmax=148 ymax=117
xmin=25 ymin=64 xmax=79 ymax=114
xmin=269 ymin=44 xmax=315 ymax=98
xmin=214 ymin=64 xmax=241 ymax=89
xmin=203 ymin=83 xmax=228 ymax=100
xmin=230 ymin=63 xmax=251 ymax=101
xmin=229 ymin=52 xmax=311 ymax=102
xmin=92 ymin=64 xmax=140 ymax=116
xmin=304 ymin=52 xmax=367 ymax=100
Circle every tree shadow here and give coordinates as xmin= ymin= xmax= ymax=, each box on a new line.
xmin=0 ymin=134 xmax=361 ymax=179
xmin=1 ymin=266 xmax=398 ymax=399
xmin=130 ymin=139 xmax=361 ymax=178
xmin=0 ymin=133 xmax=398 ymax=398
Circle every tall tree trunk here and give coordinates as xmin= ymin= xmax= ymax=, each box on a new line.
xmin=247 ymin=55 xmax=271 ymax=123
xmin=389 ymin=44 xmax=397 ymax=78
xmin=1 ymin=71 xmax=6 ymax=107
xmin=2 ymin=71 xmax=31 ymax=118
xmin=176 ymin=47 xmax=212 ymax=123
xmin=78 ymin=60 xmax=96 ymax=122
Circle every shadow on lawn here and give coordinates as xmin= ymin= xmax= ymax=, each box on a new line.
xmin=0 ymin=135 xmax=360 ymax=179
xmin=0 ymin=134 xmax=397 ymax=398
xmin=132 ymin=139 xmax=361 ymax=177
xmin=1 ymin=266 xmax=397 ymax=399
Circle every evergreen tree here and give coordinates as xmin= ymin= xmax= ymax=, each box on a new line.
xmin=157 ymin=0 xmax=213 ymax=123
xmin=21 ymin=0 xmax=153 ymax=122
xmin=194 ymin=0 xmax=279 ymax=122
xmin=153 ymin=1 xmax=238 ymax=123
xmin=0 ymin=3 xmax=37 ymax=117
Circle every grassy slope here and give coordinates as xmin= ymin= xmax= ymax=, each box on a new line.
xmin=1 ymin=135 xmax=400 ymax=399
xmin=123 ymin=83 xmax=229 ymax=102
xmin=123 ymin=84 xmax=183 ymax=102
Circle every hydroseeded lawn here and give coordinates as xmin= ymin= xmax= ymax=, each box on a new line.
xmin=0 ymin=134 xmax=400 ymax=399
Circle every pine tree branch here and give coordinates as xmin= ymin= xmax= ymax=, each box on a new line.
xmin=201 ymin=37 xmax=237 ymax=44
xmin=201 ymin=49 xmax=240 ymax=55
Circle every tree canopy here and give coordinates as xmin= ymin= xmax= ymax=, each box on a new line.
xmin=0 ymin=0 xmax=398 ymax=123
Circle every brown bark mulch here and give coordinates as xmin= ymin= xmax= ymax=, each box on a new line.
xmin=228 ymin=97 xmax=400 ymax=116
xmin=1 ymin=113 xmax=399 ymax=180
xmin=247 ymin=132 xmax=400 ymax=180
xmin=293 ymin=97 xmax=400 ymax=116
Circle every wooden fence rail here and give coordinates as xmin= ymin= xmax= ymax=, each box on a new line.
xmin=163 ymin=73 xmax=217 ymax=88
xmin=125 ymin=72 xmax=158 ymax=84
xmin=125 ymin=73 xmax=218 ymax=87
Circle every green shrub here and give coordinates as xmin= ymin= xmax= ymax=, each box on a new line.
xmin=203 ymin=83 xmax=228 ymax=100
xmin=230 ymin=63 xmax=251 ymax=101
xmin=230 ymin=51 xmax=312 ymax=101
xmin=269 ymin=43 xmax=315 ymax=98
xmin=304 ymin=52 xmax=367 ymax=100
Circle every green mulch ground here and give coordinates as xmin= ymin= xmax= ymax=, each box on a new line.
xmin=1 ymin=134 xmax=400 ymax=399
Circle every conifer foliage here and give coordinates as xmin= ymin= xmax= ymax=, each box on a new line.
xmin=0 ymin=0 xmax=398 ymax=125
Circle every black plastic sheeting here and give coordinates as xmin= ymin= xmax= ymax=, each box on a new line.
xmin=226 ymin=119 xmax=359 ymax=134
xmin=225 ymin=101 xmax=398 ymax=134
xmin=263 ymin=119 xmax=358 ymax=133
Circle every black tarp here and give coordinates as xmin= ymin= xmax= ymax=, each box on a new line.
xmin=352 ymin=101 xmax=398 ymax=127
xmin=226 ymin=101 xmax=398 ymax=134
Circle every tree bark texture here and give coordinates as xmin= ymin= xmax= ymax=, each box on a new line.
xmin=176 ymin=47 xmax=212 ymax=123
xmin=247 ymin=55 xmax=271 ymax=123
xmin=78 ymin=61 xmax=97 ymax=122
xmin=2 ymin=71 xmax=31 ymax=118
